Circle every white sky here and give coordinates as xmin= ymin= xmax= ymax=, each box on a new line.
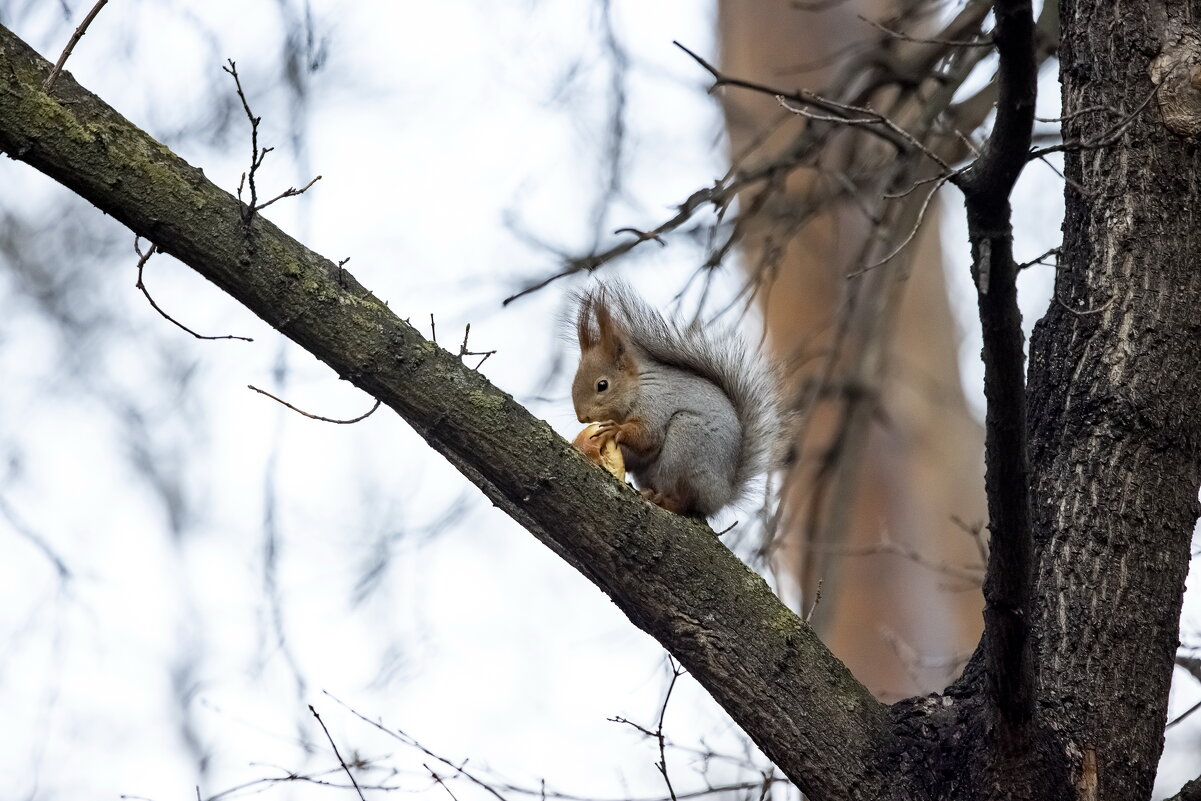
xmin=0 ymin=2 xmax=1198 ymax=800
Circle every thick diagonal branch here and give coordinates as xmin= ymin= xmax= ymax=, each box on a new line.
xmin=0 ymin=23 xmax=890 ymax=800
xmin=951 ymin=0 xmax=1037 ymax=758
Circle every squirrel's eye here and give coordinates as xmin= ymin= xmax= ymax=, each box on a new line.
xmin=597 ymin=379 xmax=609 ymax=392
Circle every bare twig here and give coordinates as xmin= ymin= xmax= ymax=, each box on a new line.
xmin=309 ymin=705 xmax=368 ymax=801
xmin=427 ymin=765 xmax=464 ymax=801
xmin=42 ymin=0 xmax=109 ymax=92
xmin=255 ymin=175 xmax=323 ymax=212
xmin=222 ymin=60 xmax=266 ymax=221
xmin=1055 ymin=291 xmax=1115 ymax=316
xmin=858 ymin=15 xmax=992 ymax=47
xmin=1018 ymin=245 xmax=1061 ymax=270
xmin=458 ymin=324 xmax=497 ymax=369
xmin=0 ymin=494 xmax=72 ymax=581
xmin=1165 ymin=775 xmax=1201 ymax=801
xmin=846 ymin=172 xmax=957 ymax=277
xmin=1028 ymin=89 xmax=1157 ymax=159
xmin=776 ymin=96 xmax=953 ymax=172
xmin=654 ymin=660 xmax=685 ymax=801
xmin=135 ymin=238 xmax=253 ymax=341
xmin=222 ymin=59 xmax=320 ymax=223
xmin=1166 ymin=699 xmax=1201 ymax=730
xmin=614 ymin=227 xmax=667 ymax=246
xmin=805 ymin=578 xmax=823 ymax=624
xmin=673 ymin=41 xmax=915 ymax=154
xmin=808 ymin=534 xmax=985 ymax=584
xmin=248 ymin=385 xmax=382 ymax=424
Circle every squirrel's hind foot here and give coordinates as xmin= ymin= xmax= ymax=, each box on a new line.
xmin=640 ymin=488 xmax=701 ymax=518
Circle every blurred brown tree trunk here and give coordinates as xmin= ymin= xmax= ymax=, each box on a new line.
xmin=719 ymin=0 xmax=987 ymax=696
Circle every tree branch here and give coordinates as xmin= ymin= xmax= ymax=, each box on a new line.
xmin=1167 ymin=776 xmax=1201 ymax=801
xmin=0 ymin=23 xmax=891 ymax=800
xmin=951 ymin=0 xmax=1037 ymax=762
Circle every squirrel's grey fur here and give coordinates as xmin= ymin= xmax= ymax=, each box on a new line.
xmin=573 ymin=282 xmax=780 ymax=515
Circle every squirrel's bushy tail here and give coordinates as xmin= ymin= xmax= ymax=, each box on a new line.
xmin=578 ymin=281 xmax=782 ymax=499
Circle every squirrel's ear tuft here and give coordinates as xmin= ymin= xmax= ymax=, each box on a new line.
xmin=593 ymin=292 xmax=629 ymax=364
xmin=576 ymin=292 xmax=598 ymax=350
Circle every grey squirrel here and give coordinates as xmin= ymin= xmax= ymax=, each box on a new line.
xmin=571 ymin=282 xmax=779 ymax=517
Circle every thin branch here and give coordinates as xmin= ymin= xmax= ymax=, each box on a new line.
xmin=805 ymin=578 xmax=823 ymax=624
xmin=1165 ymin=775 xmax=1201 ymax=801
xmin=654 ymin=660 xmax=685 ymax=801
xmin=1018 ymin=245 xmax=1060 ymax=270
xmin=0 ymin=493 xmax=72 ymax=581
xmin=309 ymin=705 xmax=368 ymax=801
xmin=220 ymin=60 xmax=320 ymax=222
xmin=426 ymin=764 xmax=464 ymax=801
xmin=42 ymin=0 xmax=109 ymax=92
xmin=846 ymin=172 xmax=956 ymax=277
xmin=1166 ymin=699 xmax=1201 ymax=730
xmin=808 ymin=534 xmax=984 ymax=584
xmin=222 ymin=60 xmax=264 ymax=221
xmin=614 ymin=227 xmax=667 ymax=246
xmin=858 ymin=15 xmax=992 ymax=48
xmin=1055 ymin=291 xmax=1114 ymax=316
xmin=248 ymin=385 xmax=382 ymax=424
xmin=954 ymin=0 xmax=1038 ymax=760
xmin=776 ymin=96 xmax=952 ymax=172
xmin=458 ymin=324 xmax=497 ymax=370
xmin=135 ymin=238 xmax=254 ymax=341
xmin=1028 ymin=89 xmax=1157 ymax=160
xmin=255 ymin=175 xmax=323 ymax=212
xmin=672 ymin=40 xmax=915 ymax=154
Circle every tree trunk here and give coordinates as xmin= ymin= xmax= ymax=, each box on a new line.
xmin=1024 ymin=0 xmax=1201 ymax=794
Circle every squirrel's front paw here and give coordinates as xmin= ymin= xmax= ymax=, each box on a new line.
xmin=590 ymin=420 xmax=621 ymax=441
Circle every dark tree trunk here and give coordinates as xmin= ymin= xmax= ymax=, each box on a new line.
xmin=1026 ymin=0 xmax=1201 ymax=795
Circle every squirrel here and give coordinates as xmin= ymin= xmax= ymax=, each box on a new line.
xmin=571 ymin=282 xmax=779 ymax=517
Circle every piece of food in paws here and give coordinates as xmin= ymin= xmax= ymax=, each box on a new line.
xmin=572 ymin=424 xmax=626 ymax=481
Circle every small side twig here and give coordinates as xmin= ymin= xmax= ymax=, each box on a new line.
xmin=43 ymin=0 xmax=109 ymax=93
xmin=309 ymin=705 xmax=367 ymax=801
xmin=654 ymin=659 xmax=684 ymax=801
xmin=1056 ymin=291 xmax=1115 ymax=317
xmin=248 ymin=385 xmax=382 ymax=424
xmin=1018 ymin=245 xmax=1060 ymax=270
xmin=135 ymin=238 xmax=253 ymax=341
xmin=255 ymin=175 xmax=323 ymax=212
xmin=1028 ymin=88 xmax=1157 ymax=160
xmin=222 ymin=60 xmax=265 ymax=221
xmin=458 ymin=324 xmax=497 ymax=369
xmin=222 ymin=59 xmax=320 ymax=223
xmin=614 ymin=227 xmax=667 ymax=247
xmin=805 ymin=577 xmax=824 ymax=624
xmin=858 ymin=15 xmax=992 ymax=47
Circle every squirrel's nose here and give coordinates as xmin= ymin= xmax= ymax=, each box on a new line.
xmin=577 ymin=412 xmax=588 ymax=424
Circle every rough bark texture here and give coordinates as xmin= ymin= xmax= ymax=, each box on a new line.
xmin=1027 ymin=0 xmax=1201 ymax=795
